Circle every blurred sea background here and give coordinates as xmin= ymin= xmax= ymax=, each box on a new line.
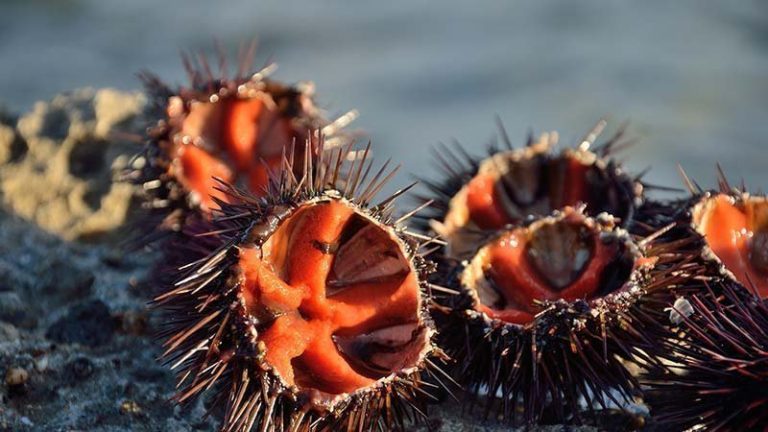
xmin=1 ymin=0 xmax=766 ymax=198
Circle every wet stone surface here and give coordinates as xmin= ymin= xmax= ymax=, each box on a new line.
xmin=0 ymin=88 xmax=146 ymax=242
xmin=45 ymin=300 xmax=115 ymax=347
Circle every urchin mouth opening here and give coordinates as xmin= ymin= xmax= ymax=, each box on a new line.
xmin=461 ymin=210 xmax=636 ymax=325
xmin=692 ymin=193 xmax=768 ymax=296
xmin=237 ymin=200 xmax=429 ymax=401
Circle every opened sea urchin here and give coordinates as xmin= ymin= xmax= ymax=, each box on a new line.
xmin=421 ymin=121 xmax=642 ymax=258
xmin=634 ymin=171 xmax=768 ymax=431
xmin=433 ymin=205 xmax=684 ymax=425
xmin=132 ymin=45 xmax=355 ymax=238
xmin=153 ymin=141 xmax=446 ymax=431
xmin=421 ymin=123 xmax=698 ymax=425
xmin=636 ymin=168 xmax=768 ymax=298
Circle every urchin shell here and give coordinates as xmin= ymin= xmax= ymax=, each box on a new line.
xmin=642 ymin=282 xmax=768 ymax=431
xmin=153 ymin=140 xmax=448 ymax=432
xmin=430 ymin=205 xmax=693 ymax=425
xmin=417 ymin=121 xmax=643 ymax=259
xmin=689 ymin=189 xmax=768 ymax=297
xmin=129 ymin=45 xmax=356 ymax=242
xmin=635 ymin=167 xmax=768 ymax=298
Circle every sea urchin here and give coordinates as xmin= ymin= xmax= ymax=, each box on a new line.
xmin=153 ymin=140 xmax=447 ymax=431
xmin=419 ymin=121 xmax=643 ymax=259
xmin=432 ymin=205 xmax=685 ymax=425
xmin=636 ymin=168 xmax=768 ymax=299
xmin=132 ymin=44 xmax=355 ymax=238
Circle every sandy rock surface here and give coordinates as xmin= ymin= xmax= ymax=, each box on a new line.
xmin=0 ymin=88 xmax=145 ymax=242
xmin=0 ymin=90 xmax=603 ymax=431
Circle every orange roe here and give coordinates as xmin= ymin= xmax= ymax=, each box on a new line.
xmin=473 ymin=220 xmax=624 ymax=325
xmin=696 ymin=194 xmax=768 ymax=297
xmin=238 ymin=201 xmax=421 ymax=395
xmin=175 ymin=144 xmax=234 ymax=210
xmin=465 ymin=158 xmax=590 ymax=230
xmin=171 ymin=97 xmax=299 ymax=211
xmin=466 ymin=174 xmax=512 ymax=229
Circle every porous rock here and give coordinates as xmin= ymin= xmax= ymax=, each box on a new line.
xmin=0 ymin=88 xmax=146 ymax=242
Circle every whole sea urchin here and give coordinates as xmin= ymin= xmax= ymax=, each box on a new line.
xmin=153 ymin=140 xmax=447 ymax=431
xmin=131 ymin=44 xmax=356 ymax=238
xmin=642 ymin=283 xmax=768 ymax=431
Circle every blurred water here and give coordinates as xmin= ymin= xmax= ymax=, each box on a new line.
xmin=1 ymin=0 xmax=766 ymax=198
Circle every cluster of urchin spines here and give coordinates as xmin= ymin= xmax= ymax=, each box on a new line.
xmin=640 ymin=282 xmax=768 ymax=432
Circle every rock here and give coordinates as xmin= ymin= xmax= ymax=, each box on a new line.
xmin=45 ymin=299 xmax=115 ymax=347
xmin=115 ymin=309 xmax=148 ymax=336
xmin=119 ymin=399 xmax=142 ymax=415
xmin=0 ymin=291 xmax=35 ymax=328
xmin=5 ymin=367 xmax=28 ymax=386
xmin=0 ymin=124 xmax=26 ymax=165
xmin=0 ymin=321 xmax=19 ymax=340
xmin=35 ymin=258 xmax=95 ymax=302
xmin=33 ymin=356 xmax=48 ymax=372
xmin=67 ymin=357 xmax=95 ymax=380
xmin=0 ymin=74 xmax=319 ymax=428
xmin=0 ymin=88 xmax=146 ymax=242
